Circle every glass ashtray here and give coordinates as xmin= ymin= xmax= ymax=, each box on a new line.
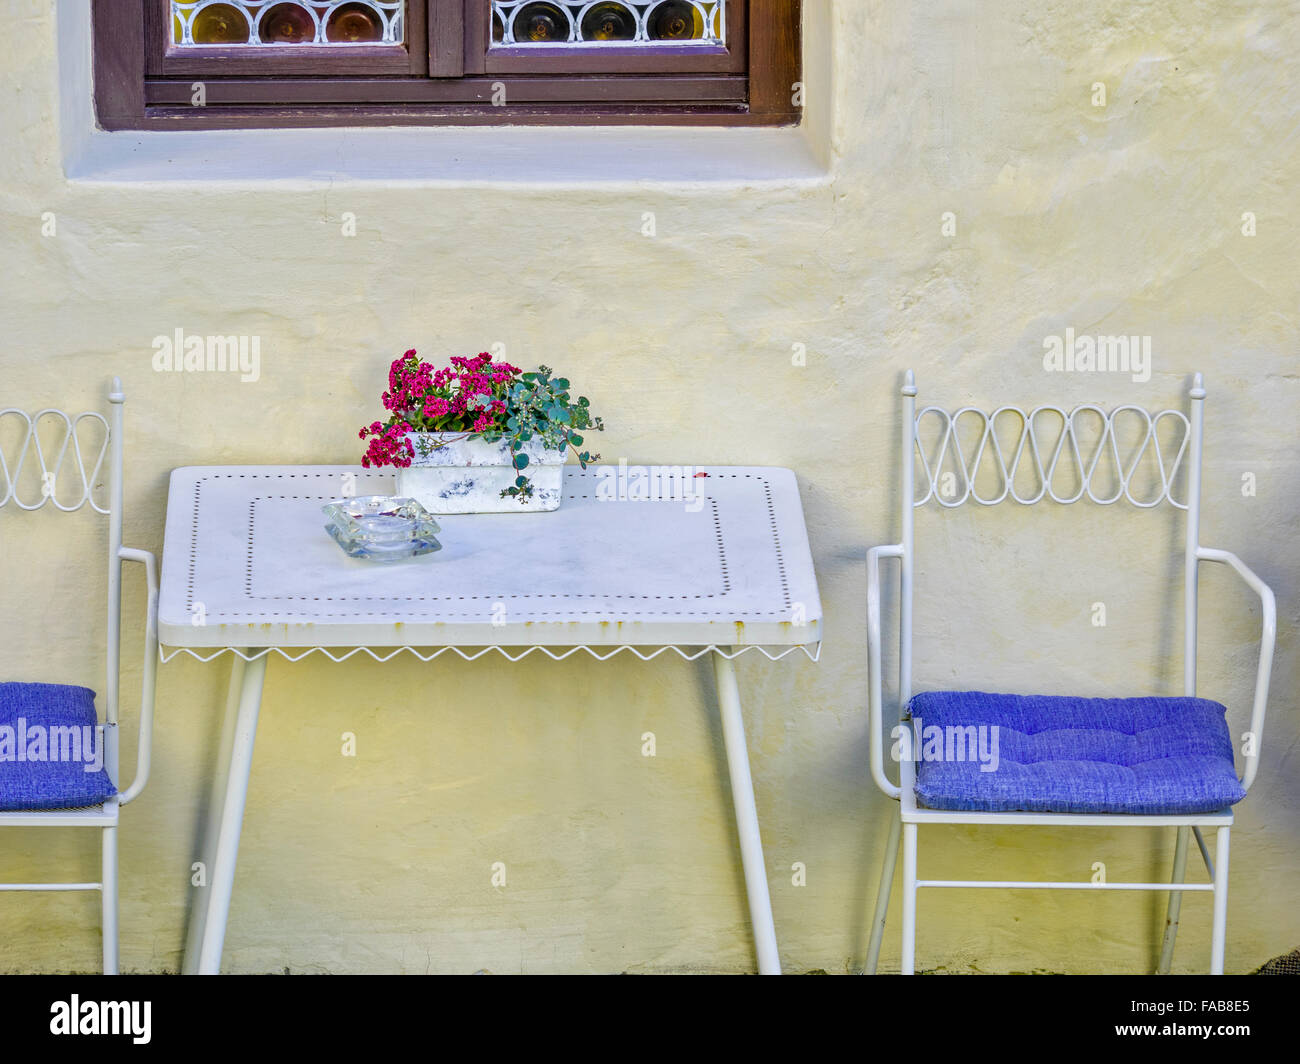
xmin=322 ymin=496 xmax=443 ymax=562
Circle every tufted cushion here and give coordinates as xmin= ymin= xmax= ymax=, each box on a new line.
xmin=909 ymin=691 xmax=1246 ymax=815
xmin=0 ymin=683 xmax=117 ymax=811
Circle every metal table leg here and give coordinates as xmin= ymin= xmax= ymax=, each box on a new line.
xmin=712 ymin=648 xmax=781 ymax=974
xmin=183 ymin=654 xmax=243 ymax=974
xmin=183 ymin=651 xmax=268 ymax=975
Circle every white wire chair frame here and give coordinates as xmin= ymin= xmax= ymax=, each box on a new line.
xmin=864 ymin=370 xmax=1277 ymax=975
xmin=0 ymin=378 xmax=158 ymax=974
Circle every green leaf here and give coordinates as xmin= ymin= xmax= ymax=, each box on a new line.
xmin=515 ymin=475 xmax=528 ymax=488
xmin=514 ymin=453 xmax=529 ymax=469
xmin=568 ymin=433 xmax=583 ymax=447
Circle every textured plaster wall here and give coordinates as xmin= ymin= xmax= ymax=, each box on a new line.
xmin=0 ymin=0 xmax=1296 ymax=973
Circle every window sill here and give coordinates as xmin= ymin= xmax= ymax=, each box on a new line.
xmin=67 ymin=121 xmax=824 ymax=186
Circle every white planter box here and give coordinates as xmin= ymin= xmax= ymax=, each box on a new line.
xmin=397 ymin=432 xmax=567 ymax=514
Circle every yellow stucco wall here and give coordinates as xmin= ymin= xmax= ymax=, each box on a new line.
xmin=0 ymin=0 xmax=1296 ymax=973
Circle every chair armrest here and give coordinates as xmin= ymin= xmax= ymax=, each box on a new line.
xmin=1196 ymin=546 xmax=1277 ymax=792
xmin=116 ymin=546 xmax=158 ymax=806
xmin=868 ymin=544 xmax=903 ymax=799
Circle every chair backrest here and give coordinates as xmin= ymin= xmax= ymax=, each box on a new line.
xmin=0 ymin=379 xmax=127 ymax=783
xmin=892 ymin=370 xmax=1207 ymax=709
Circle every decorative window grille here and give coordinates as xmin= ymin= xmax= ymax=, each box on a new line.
xmin=489 ymin=2 xmax=725 ymax=46
xmin=172 ymin=1 xmax=405 ymax=46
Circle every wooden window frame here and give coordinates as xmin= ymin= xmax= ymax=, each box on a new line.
xmin=93 ymin=1 xmax=801 ymax=130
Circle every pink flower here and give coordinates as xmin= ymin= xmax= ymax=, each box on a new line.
xmin=360 ymin=348 xmax=528 ymax=464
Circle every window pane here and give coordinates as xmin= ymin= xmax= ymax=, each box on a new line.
xmin=492 ymin=2 xmax=725 ymax=46
xmin=172 ymin=2 xmax=405 ymax=46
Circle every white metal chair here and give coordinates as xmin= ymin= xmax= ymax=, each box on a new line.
xmin=0 ymin=378 xmax=157 ymax=973
xmin=863 ymin=371 xmax=1277 ymax=975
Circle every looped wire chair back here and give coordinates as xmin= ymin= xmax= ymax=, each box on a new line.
xmin=0 ymin=406 xmax=111 ymax=513
xmin=0 ymin=379 xmax=161 ymax=974
xmin=912 ymin=402 xmax=1191 ymax=509
xmin=865 ymin=370 xmax=1278 ymax=976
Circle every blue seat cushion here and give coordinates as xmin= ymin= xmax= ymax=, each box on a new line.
xmin=0 ymin=683 xmax=117 ymax=811
xmin=909 ymin=691 xmax=1246 ymax=815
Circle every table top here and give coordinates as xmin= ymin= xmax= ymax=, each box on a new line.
xmin=158 ymin=465 xmax=822 ymax=651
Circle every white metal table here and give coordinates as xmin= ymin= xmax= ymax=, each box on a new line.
xmin=160 ymin=465 xmax=822 ymax=975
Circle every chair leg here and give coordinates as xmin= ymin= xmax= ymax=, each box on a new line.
xmin=864 ymin=812 xmax=901 ymax=974
xmin=1210 ymin=826 xmax=1230 ymax=974
xmin=1157 ymin=825 xmax=1190 ymax=974
xmin=901 ymin=822 xmax=918 ymax=974
xmin=102 ymin=825 xmax=118 ymax=975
